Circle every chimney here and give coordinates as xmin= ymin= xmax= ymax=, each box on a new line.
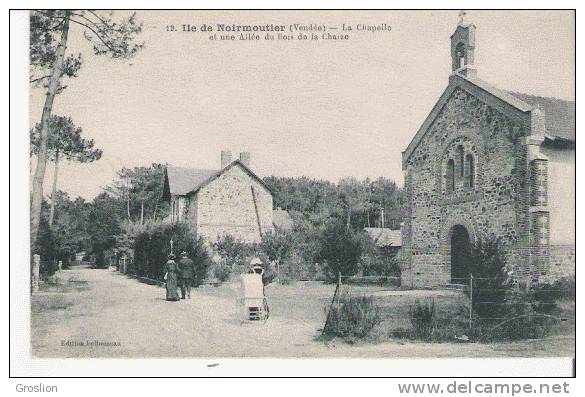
xmin=239 ymin=152 xmax=251 ymax=167
xmin=220 ymin=150 xmax=232 ymax=168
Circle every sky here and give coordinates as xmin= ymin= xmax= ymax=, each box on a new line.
xmin=28 ymin=10 xmax=575 ymax=200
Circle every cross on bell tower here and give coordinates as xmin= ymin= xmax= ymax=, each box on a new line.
xmin=458 ymin=10 xmax=467 ymax=26
xmin=450 ymin=11 xmax=477 ymax=78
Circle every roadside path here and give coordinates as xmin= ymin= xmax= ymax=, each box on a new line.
xmin=31 ymin=267 xmax=575 ymax=358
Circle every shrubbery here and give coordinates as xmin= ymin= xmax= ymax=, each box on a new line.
xmin=34 ymin=217 xmax=71 ymax=278
xmin=133 ymin=222 xmax=211 ymax=286
xmin=387 ymin=236 xmax=569 ymax=343
xmin=464 ymin=236 xmax=561 ymax=341
xmin=212 ymin=235 xmax=262 ymax=275
xmin=536 ymin=276 xmax=575 ymax=302
xmin=476 ymin=287 xmax=558 ymax=341
xmin=322 ymin=295 xmax=382 ymax=340
xmin=205 ymin=216 xmax=398 ymax=284
xmin=409 ymin=299 xmax=436 ymax=340
xmin=212 ymin=263 xmax=231 ymax=283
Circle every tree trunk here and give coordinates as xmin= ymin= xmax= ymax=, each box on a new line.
xmin=30 ymin=13 xmax=70 ymax=247
xmin=140 ymin=200 xmax=144 ymax=224
xmin=48 ymin=150 xmax=60 ymax=226
xmin=346 ymin=204 xmax=352 ymax=231
xmin=126 ymin=179 xmax=131 ymax=220
xmin=153 ymin=200 xmax=159 ymax=221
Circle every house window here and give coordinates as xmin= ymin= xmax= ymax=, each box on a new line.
xmin=446 ymin=159 xmax=455 ymax=192
xmin=465 ymin=154 xmax=475 ymax=188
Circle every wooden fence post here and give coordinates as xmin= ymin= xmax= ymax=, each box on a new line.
xmin=469 ymin=273 xmax=473 ymax=330
xmin=337 ymin=272 xmax=342 ymax=307
xmin=322 ymin=271 xmax=343 ymax=335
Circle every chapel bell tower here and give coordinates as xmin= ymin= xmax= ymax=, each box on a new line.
xmin=450 ymin=11 xmax=477 ymax=78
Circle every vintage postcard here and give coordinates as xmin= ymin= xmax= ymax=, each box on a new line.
xmin=16 ymin=9 xmax=576 ymax=373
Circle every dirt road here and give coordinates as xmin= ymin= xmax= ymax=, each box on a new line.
xmin=31 ymin=266 xmax=575 ymax=358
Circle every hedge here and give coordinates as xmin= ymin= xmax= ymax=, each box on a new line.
xmin=132 ymin=222 xmax=211 ymax=286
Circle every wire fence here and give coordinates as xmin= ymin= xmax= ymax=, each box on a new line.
xmin=323 ymin=272 xmax=575 ymax=339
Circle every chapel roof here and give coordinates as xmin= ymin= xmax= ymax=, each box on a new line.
xmin=505 ymin=91 xmax=575 ymax=142
xmin=402 ymin=73 xmax=575 ymax=168
xmin=463 ymin=75 xmax=575 ymax=142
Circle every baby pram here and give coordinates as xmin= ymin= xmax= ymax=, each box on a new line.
xmin=239 ymin=273 xmax=269 ymax=322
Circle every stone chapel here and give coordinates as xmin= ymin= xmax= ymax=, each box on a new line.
xmin=400 ymin=20 xmax=575 ymax=287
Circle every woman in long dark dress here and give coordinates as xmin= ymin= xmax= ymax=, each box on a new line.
xmin=164 ymin=254 xmax=180 ymax=301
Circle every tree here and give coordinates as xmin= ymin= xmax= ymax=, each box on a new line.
xmin=369 ymin=177 xmax=403 ymax=230
xmin=263 ymin=175 xmax=403 ymax=231
xmin=49 ymin=191 xmax=90 ymax=264
xmin=87 ymin=193 xmax=123 ymax=268
xmin=30 ymin=115 xmax=102 ymax=225
xmin=260 ymin=229 xmax=294 ymax=280
xmin=106 ymin=167 xmax=133 ymax=220
xmin=105 ymin=164 xmax=168 ymax=223
xmin=29 ymin=10 xmax=142 ymax=250
xmin=318 ymin=219 xmax=363 ymax=282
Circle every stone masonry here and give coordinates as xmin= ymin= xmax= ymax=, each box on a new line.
xmin=185 ymin=163 xmax=273 ymax=244
xmin=401 ymin=87 xmax=530 ymax=287
xmin=399 ymin=21 xmax=573 ymax=287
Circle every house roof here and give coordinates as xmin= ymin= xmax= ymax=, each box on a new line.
xmin=273 ymin=209 xmax=294 ymax=231
xmin=402 ymin=73 xmax=575 ymax=167
xmin=165 ymin=166 xmax=217 ymax=196
xmin=163 ymin=160 xmax=271 ymax=199
xmin=364 ymin=227 xmax=402 ymax=247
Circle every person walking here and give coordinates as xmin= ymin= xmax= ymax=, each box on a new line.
xmin=178 ymin=251 xmax=195 ymax=299
xmin=163 ymin=254 xmax=180 ymax=301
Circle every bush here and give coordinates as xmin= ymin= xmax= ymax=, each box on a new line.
xmin=322 ymin=295 xmax=382 ymax=340
xmin=262 ymin=263 xmax=278 ymax=286
xmin=133 ymin=222 xmax=211 ymax=286
xmin=409 ymin=299 xmax=436 ymax=340
xmin=260 ymin=229 xmax=293 ymax=273
xmin=212 ymin=235 xmax=258 ymax=274
xmin=462 ymin=235 xmax=560 ymax=341
xmin=547 ymin=276 xmax=575 ymax=301
xmin=34 ymin=218 xmax=60 ymax=278
xmin=212 ymin=263 xmax=231 ymax=283
xmin=476 ymin=288 xmax=558 ymax=341
xmin=278 ymin=274 xmax=295 ymax=285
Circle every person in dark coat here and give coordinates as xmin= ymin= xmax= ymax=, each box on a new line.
xmin=163 ymin=254 xmax=180 ymax=301
xmin=178 ymin=251 xmax=195 ymax=299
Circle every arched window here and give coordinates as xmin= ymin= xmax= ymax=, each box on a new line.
xmin=455 ymin=43 xmax=466 ymax=69
xmin=446 ymin=159 xmax=455 ymax=192
xmin=465 ymin=154 xmax=475 ymax=188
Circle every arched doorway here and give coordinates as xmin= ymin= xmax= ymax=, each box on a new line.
xmin=450 ymin=225 xmax=471 ymax=283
